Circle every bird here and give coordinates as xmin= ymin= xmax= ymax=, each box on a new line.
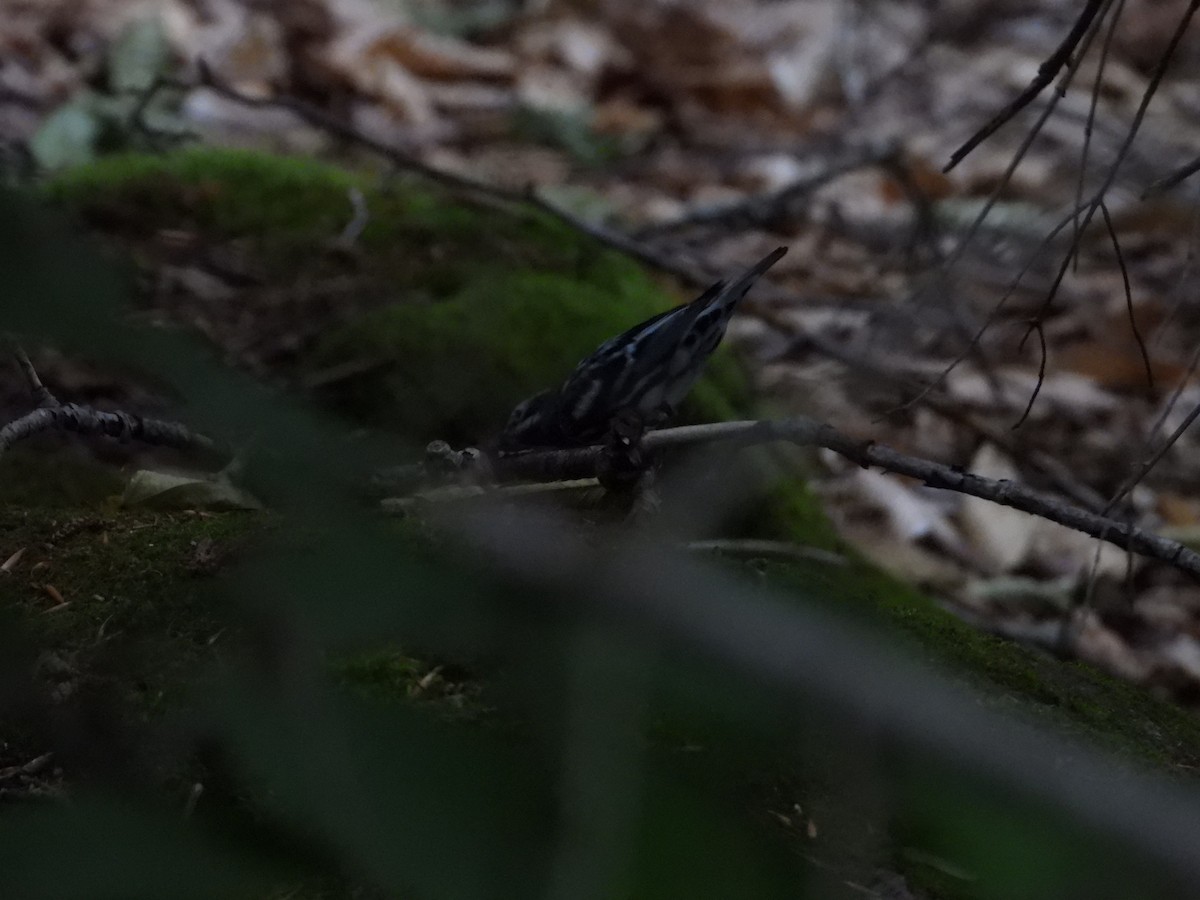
xmin=493 ymin=246 xmax=787 ymax=452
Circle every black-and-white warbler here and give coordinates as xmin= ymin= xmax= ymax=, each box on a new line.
xmin=494 ymin=246 xmax=787 ymax=451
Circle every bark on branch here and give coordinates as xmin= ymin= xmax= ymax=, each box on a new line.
xmin=1 ymin=346 xmax=222 ymax=465
xmin=0 ymin=402 xmax=220 ymax=462
xmin=399 ymin=417 xmax=1200 ymax=579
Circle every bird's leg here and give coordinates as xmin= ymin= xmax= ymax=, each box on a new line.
xmin=598 ymin=410 xmax=648 ymax=491
xmin=597 ymin=411 xmax=660 ymax=522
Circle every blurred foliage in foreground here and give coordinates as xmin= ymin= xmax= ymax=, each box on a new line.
xmin=0 ymin=182 xmax=1197 ymax=900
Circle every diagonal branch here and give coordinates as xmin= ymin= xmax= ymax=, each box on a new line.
xmin=1144 ymin=153 xmax=1200 ymax=197
xmin=394 ymin=416 xmax=1200 ymax=578
xmin=635 ymin=142 xmax=901 ymax=238
xmin=187 ymin=61 xmax=717 ymax=289
xmin=944 ymin=0 xmax=1108 ymax=171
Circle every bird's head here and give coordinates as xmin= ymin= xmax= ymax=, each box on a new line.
xmin=495 ymin=389 xmax=563 ymax=451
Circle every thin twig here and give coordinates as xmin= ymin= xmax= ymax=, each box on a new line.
xmin=1074 ymin=0 xmax=1127 ymax=267
xmin=1058 ymin=515 xmax=1138 ymax=655
xmin=523 ymin=187 xmax=708 ymax=286
xmin=10 ymin=346 xmax=58 ymax=408
xmin=1148 ymin=197 xmax=1200 ymax=351
xmin=1144 ymin=153 xmax=1200 ymax=198
xmin=191 ymin=60 xmax=521 ymax=203
xmin=635 ymin=142 xmax=900 ymax=238
xmin=879 ymin=152 xmax=942 ymax=267
xmin=766 ymin=311 xmax=1108 ymax=510
xmin=1100 ymin=199 xmax=1153 ymax=396
xmin=907 ymin=0 xmax=1106 ymax=393
xmin=1023 ymin=0 xmax=1200 ymax=348
xmin=337 ymin=186 xmax=370 ymax=248
xmin=944 ymin=0 xmax=1107 ymax=171
xmin=1105 ymin=338 xmax=1200 ymax=521
xmin=1012 ymin=319 xmax=1048 ymax=430
xmin=186 ymin=61 xmax=716 ymax=290
xmin=687 ymin=539 xmax=847 ymax=567
xmin=1104 ymin=395 xmax=1200 ymax=517
xmin=895 ymin=198 xmax=1091 ymax=416
xmin=923 ymin=0 xmax=1112 ymax=358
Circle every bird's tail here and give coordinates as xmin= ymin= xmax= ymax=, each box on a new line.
xmin=702 ymin=246 xmax=787 ymax=314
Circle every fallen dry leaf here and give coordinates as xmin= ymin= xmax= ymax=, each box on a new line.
xmin=364 ymin=27 xmax=514 ymax=83
xmin=1 ymin=547 xmax=26 ymax=574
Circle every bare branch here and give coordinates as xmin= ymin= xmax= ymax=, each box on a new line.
xmin=185 ymin=61 xmax=718 ymax=290
xmin=1144 ymin=153 xmax=1200 ymax=198
xmin=0 ymin=402 xmax=220 ymax=462
xmin=944 ymin=0 xmax=1108 ymax=171
xmin=417 ymin=416 xmax=1200 ymax=577
xmin=1020 ymin=0 xmax=1200 ymax=358
xmin=687 ymin=539 xmax=847 ymax=567
xmin=1075 ymin=0 xmax=1127 ymax=263
xmin=975 ymin=0 xmax=1199 ymax=427
xmin=191 ymin=60 xmax=521 ymax=204
xmin=1012 ymin=319 xmax=1048 ymax=430
xmin=762 ymin=307 xmax=1108 ymax=511
xmin=650 ymin=421 xmax=1200 ymax=573
xmin=1104 ymin=396 xmax=1200 ymax=517
xmin=1100 ymin=200 xmax=1153 ymax=396
xmin=635 ymin=142 xmax=901 ymax=238
xmin=522 ymin=188 xmax=707 ymax=286
xmin=895 ymin=198 xmax=1090 ymax=416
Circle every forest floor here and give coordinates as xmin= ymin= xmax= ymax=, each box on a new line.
xmin=4 ymin=3 xmax=1200 ymax=897
xmin=5 ymin=0 xmax=1200 ymax=702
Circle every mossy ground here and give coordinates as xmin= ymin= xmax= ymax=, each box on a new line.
xmin=45 ymin=147 xmax=750 ymax=446
xmin=2 ymin=496 xmax=1192 ymax=898
xmin=766 ymin=555 xmax=1200 ymax=771
xmin=0 ymin=499 xmax=262 ymax=713
xmin=6 ymin=146 xmax=1200 ymax=897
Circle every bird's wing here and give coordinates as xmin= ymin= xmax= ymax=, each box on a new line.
xmin=555 ymin=282 xmax=724 ymax=428
xmin=653 ymin=246 xmax=788 ymax=407
xmin=557 ymin=247 xmax=787 ymax=435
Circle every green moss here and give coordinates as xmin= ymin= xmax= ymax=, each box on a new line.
xmin=43 ymin=145 xmax=1200 ymax=858
xmin=39 ymin=149 xmax=1200 ymax=772
xmin=42 ymin=146 xmax=824 ymax=543
xmin=45 ymin=147 xmax=753 ymax=447
xmin=332 ymin=649 xmax=424 ymax=701
xmin=45 ymin=148 xmax=361 ymax=238
xmin=29 ymin=147 xmax=1200 ymax=899
xmin=761 ymin=552 xmax=1200 ymax=771
xmin=0 ymin=504 xmax=263 ymax=709
xmin=316 ymin=267 xmax=748 ymax=445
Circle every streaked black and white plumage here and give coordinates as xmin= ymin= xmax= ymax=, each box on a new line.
xmin=494 ymin=246 xmax=786 ymax=451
